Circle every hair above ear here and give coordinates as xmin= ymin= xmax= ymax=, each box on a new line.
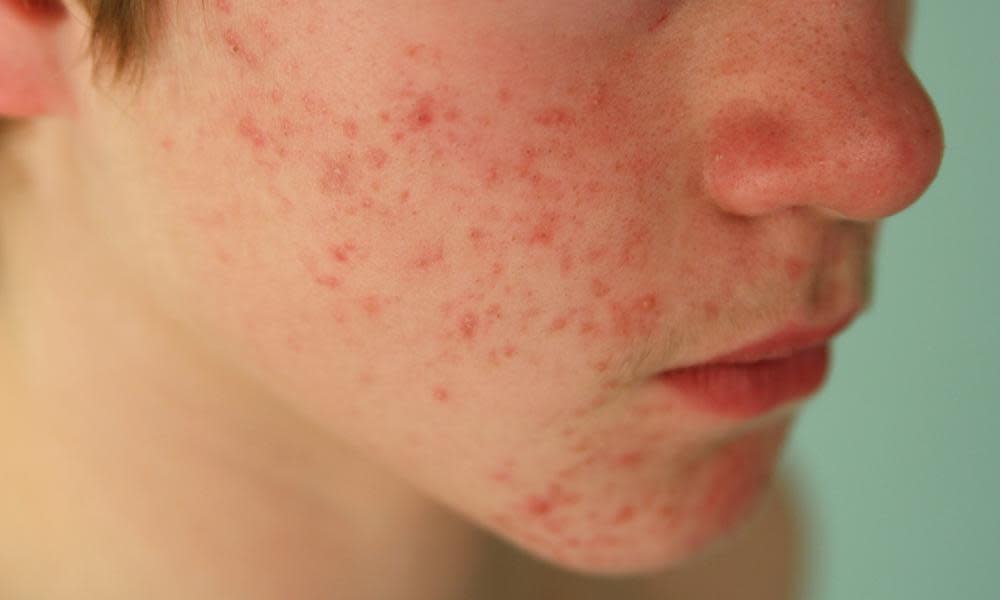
xmin=0 ymin=0 xmax=73 ymax=117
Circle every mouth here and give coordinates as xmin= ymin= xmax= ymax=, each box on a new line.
xmin=695 ymin=309 xmax=860 ymax=367
xmin=653 ymin=309 xmax=861 ymax=418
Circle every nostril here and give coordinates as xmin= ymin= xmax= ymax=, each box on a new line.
xmin=699 ymin=88 xmax=944 ymax=222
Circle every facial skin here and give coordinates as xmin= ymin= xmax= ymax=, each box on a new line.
xmin=0 ymin=0 xmax=942 ymax=597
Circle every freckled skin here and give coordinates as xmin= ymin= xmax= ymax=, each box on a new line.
xmin=72 ymin=0 xmax=943 ymax=577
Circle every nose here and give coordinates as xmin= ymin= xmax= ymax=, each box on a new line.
xmin=695 ymin=2 xmax=944 ymax=222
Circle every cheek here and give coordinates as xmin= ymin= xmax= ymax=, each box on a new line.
xmin=151 ymin=5 xmax=696 ymax=396
xmin=133 ymin=5 xmax=810 ymax=573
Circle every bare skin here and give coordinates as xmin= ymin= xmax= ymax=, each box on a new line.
xmin=0 ymin=0 xmax=941 ymax=598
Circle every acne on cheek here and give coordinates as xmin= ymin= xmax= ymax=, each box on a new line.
xmin=194 ymin=11 xmax=684 ymax=379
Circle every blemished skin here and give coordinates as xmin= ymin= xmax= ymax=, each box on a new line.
xmin=0 ymin=0 xmax=942 ymax=598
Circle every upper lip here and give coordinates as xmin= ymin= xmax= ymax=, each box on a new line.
xmin=687 ymin=308 xmax=861 ymax=367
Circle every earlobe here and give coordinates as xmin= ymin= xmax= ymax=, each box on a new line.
xmin=0 ymin=0 xmax=74 ymax=117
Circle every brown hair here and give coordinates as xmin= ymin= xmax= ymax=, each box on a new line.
xmin=79 ymin=0 xmax=160 ymax=78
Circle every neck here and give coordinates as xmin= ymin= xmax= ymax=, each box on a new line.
xmin=0 ymin=121 xmax=486 ymax=600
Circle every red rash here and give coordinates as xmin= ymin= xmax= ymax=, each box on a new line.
xmin=158 ymin=0 xmax=936 ymax=570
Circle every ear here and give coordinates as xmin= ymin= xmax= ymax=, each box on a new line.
xmin=0 ymin=0 xmax=74 ymax=117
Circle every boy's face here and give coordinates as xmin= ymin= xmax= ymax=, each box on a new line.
xmin=61 ymin=0 xmax=941 ymax=573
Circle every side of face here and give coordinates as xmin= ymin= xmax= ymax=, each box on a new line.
xmin=50 ymin=0 xmax=941 ymax=573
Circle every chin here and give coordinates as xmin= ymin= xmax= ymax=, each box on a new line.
xmin=533 ymin=476 xmax=776 ymax=578
xmin=491 ymin=423 xmax=789 ymax=578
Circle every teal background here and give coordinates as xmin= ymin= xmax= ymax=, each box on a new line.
xmin=787 ymin=2 xmax=1000 ymax=599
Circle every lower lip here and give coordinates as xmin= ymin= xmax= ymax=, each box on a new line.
xmin=655 ymin=345 xmax=830 ymax=418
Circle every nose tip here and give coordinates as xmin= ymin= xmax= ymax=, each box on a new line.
xmin=700 ymin=69 xmax=944 ymax=222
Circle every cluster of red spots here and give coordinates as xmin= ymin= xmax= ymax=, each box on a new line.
xmin=534 ymin=106 xmax=578 ymax=128
xmin=237 ymin=115 xmax=267 ymax=149
xmin=608 ymin=293 xmax=661 ymax=338
xmin=409 ymin=242 xmax=446 ymax=271
xmin=522 ymin=482 xmax=582 ymax=518
xmin=222 ymin=29 xmax=260 ymax=68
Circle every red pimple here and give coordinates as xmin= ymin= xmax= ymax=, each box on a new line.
xmin=342 ymin=119 xmax=359 ymax=139
xmin=549 ymin=316 xmax=569 ymax=332
xmin=360 ymin=295 xmax=382 ymax=318
xmin=615 ymin=451 xmax=644 ymax=468
xmin=408 ymin=94 xmax=436 ymax=130
xmin=459 ymin=313 xmax=479 ymax=340
xmin=327 ymin=241 xmax=357 ymax=262
xmin=159 ymin=137 xmax=175 ymax=151
xmin=526 ymin=211 xmax=562 ymax=246
xmin=432 ymin=386 xmax=450 ymax=403
xmin=613 ymin=505 xmax=636 ymax=524
xmin=237 ymin=115 xmax=267 ymax=149
xmin=526 ymin=496 xmax=553 ymax=516
xmin=497 ymin=88 xmax=513 ymax=105
xmin=468 ymin=227 xmax=487 ymax=243
xmin=215 ymin=0 xmax=232 ymax=14
xmin=785 ymin=257 xmax=806 ymax=282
